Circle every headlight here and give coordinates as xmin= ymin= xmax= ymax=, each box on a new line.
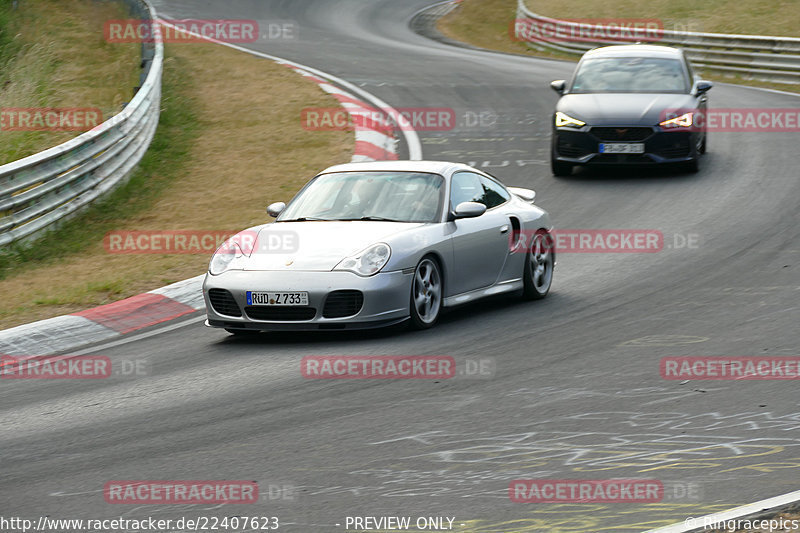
xmin=334 ymin=243 xmax=391 ymax=277
xmin=659 ymin=112 xmax=693 ymax=128
xmin=208 ymin=240 xmax=245 ymax=276
xmin=555 ymin=111 xmax=586 ymax=128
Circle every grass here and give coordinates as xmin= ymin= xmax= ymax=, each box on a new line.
xmin=0 ymin=30 xmax=353 ymax=329
xmin=0 ymin=0 xmax=140 ymax=163
xmin=437 ymin=0 xmax=800 ymax=93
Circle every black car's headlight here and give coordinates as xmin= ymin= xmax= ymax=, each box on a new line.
xmin=659 ymin=112 xmax=693 ymax=129
xmin=555 ymin=111 xmax=586 ymax=128
xmin=334 ymin=243 xmax=391 ymax=277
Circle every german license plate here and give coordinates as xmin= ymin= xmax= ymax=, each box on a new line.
xmin=246 ymin=291 xmax=308 ymax=306
xmin=599 ymin=143 xmax=644 ymax=154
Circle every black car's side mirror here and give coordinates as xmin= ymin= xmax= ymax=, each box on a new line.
xmin=550 ymin=80 xmax=566 ymax=95
xmin=694 ymin=80 xmax=713 ymax=95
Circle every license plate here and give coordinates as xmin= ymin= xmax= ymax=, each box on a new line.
xmin=599 ymin=143 xmax=644 ymax=154
xmin=246 ymin=291 xmax=308 ymax=306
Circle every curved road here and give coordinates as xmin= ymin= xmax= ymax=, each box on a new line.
xmin=2 ymin=1 xmax=799 ymax=531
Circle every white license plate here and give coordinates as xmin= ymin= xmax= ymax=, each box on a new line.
xmin=599 ymin=143 xmax=644 ymax=154
xmin=246 ymin=291 xmax=308 ymax=306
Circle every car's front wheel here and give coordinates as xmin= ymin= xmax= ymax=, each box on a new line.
xmin=522 ymin=230 xmax=554 ymax=300
xmin=409 ymin=256 xmax=443 ymax=329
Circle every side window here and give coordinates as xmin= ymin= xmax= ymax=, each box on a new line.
xmin=450 ymin=172 xmax=510 ymax=210
xmin=479 ymin=176 xmax=510 ymax=209
xmin=450 ymin=172 xmax=484 ymax=208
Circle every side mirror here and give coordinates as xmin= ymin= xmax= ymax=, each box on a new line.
xmin=453 ymin=201 xmax=487 ymax=219
xmin=694 ymin=80 xmax=713 ymax=95
xmin=267 ymin=201 xmax=286 ymax=217
xmin=550 ymin=80 xmax=566 ymax=95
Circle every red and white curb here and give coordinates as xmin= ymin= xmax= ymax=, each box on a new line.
xmin=284 ymin=65 xmax=398 ymax=161
xmin=646 ymin=489 xmax=800 ymax=532
xmin=0 ymin=275 xmax=205 ymax=357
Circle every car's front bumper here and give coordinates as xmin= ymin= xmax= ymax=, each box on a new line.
xmin=203 ymin=269 xmax=413 ymax=331
xmin=552 ymin=126 xmax=700 ymax=165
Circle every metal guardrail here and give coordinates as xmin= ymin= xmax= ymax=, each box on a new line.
xmin=516 ymin=0 xmax=800 ymax=84
xmin=0 ymin=0 xmax=163 ymax=248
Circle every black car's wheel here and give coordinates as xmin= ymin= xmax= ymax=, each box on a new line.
xmin=551 ymin=158 xmax=573 ymax=177
xmin=684 ymin=156 xmax=700 ymax=173
xmin=409 ymin=256 xmax=442 ymax=329
xmin=699 ymin=134 xmax=707 ymax=154
xmin=522 ymin=230 xmax=554 ymax=300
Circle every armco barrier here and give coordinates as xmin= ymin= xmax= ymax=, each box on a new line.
xmin=516 ymin=0 xmax=800 ymax=84
xmin=0 ymin=0 xmax=162 ymax=248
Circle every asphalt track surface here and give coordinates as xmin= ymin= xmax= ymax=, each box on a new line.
xmin=2 ymin=1 xmax=799 ymax=532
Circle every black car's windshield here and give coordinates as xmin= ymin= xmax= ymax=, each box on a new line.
xmin=278 ymin=171 xmax=445 ymax=223
xmin=570 ymin=57 xmax=689 ymax=94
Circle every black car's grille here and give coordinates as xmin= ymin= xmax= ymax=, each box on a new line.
xmin=591 ymin=127 xmax=653 ymax=141
xmin=245 ymin=306 xmax=316 ymax=321
xmin=322 ymin=290 xmax=364 ymax=318
xmin=208 ymin=289 xmax=242 ymax=317
xmin=655 ymin=139 xmax=691 ymax=159
xmin=556 ymin=137 xmax=591 ymax=158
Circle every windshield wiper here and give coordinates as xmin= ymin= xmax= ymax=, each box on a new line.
xmin=278 ymin=217 xmax=332 ymax=222
xmin=338 ymin=216 xmax=405 ymax=222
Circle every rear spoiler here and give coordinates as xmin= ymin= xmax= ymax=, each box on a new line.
xmin=508 ymin=187 xmax=536 ymax=204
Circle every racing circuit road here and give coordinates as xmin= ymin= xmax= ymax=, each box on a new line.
xmin=1 ymin=1 xmax=799 ymax=531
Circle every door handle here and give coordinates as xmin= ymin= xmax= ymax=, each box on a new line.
xmin=500 ymin=225 xmax=509 ymax=233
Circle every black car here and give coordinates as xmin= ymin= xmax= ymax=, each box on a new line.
xmin=550 ymin=44 xmax=712 ymax=176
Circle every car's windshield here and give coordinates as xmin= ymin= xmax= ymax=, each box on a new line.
xmin=278 ymin=171 xmax=445 ymax=223
xmin=570 ymin=57 xmax=689 ymax=94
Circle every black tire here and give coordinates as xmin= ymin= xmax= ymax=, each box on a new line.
xmin=551 ymin=158 xmax=573 ymax=177
xmin=409 ymin=256 xmax=443 ymax=330
xmin=684 ymin=157 xmax=699 ymax=173
xmin=699 ymin=134 xmax=707 ymax=155
xmin=522 ymin=230 xmax=554 ymax=300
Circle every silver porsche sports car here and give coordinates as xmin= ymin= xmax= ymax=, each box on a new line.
xmin=203 ymin=161 xmax=554 ymax=334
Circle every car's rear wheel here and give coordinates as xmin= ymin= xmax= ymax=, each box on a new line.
xmin=522 ymin=230 xmax=554 ymax=300
xmin=409 ymin=256 xmax=442 ymax=329
xmin=551 ymin=158 xmax=573 ymax=177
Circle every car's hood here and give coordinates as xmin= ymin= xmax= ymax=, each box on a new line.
xmin=557 ymin=93 xmax=696 ymax=125
xmin=242 ymin=221 xmax=423 ymax=271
